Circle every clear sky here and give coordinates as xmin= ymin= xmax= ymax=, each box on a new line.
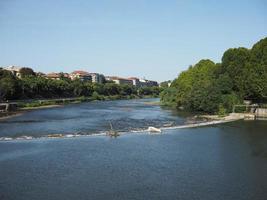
xmin=0 ymin=0 xmax=266 ymax=82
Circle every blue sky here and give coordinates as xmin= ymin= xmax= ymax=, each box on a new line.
xmin=0 ymin=0 xmax=266 ymax=82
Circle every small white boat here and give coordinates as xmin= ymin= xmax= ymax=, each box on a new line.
xmin=148 ymin=126 xmax=162 ymax=133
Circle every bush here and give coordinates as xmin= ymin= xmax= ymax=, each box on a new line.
xmin=217 ymin=104 xmax=227 ymax=117
xmin=92 ymin=91 xmax=105 ymax=100
xmin=234 ymin=106 xmax=247 ymax=113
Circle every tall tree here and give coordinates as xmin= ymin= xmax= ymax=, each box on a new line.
xmin=19 ymin=67 xmax=35 ymax=77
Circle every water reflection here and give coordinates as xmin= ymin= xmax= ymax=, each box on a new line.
xmin=217 ymin=120 xmax=267 ymax=158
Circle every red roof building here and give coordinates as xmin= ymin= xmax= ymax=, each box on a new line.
xmin=70 ymin=70 xmax=92 ymax=81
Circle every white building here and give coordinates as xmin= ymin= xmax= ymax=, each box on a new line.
xmin=128 ymin=77 xmax=140 ymax=87
xmin=105 ymin=76 xmax=158 ymax=87
xmin=89 ymin=73 xmax=105 ymax=83
xmin=105 ymin=76 xmax=133 ymax=85
xmin=3 ymin=66 xmax=22 ymax=78
xmin=139 ymin=79 xmax=158 ymax=87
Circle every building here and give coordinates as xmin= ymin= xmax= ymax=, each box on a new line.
xmin=36 ymin=72 xmax=46 ymax=77
xmin=89 ymin=73 xmax=105 ymax=83
xmin=46 ymin=73 xmax=60 ymax=80
xmin=70 ymin=70 xmax=92 ymax=81
xmin=3 ymin=66 xmax=22 ymax=78
xmin=106 ymin=76 xmax=158 ymax=87
xmin=139 ymin=79 xmax=158 ymax=87
xmin=128 ymin=77 xmax=140 ymax=87
xmin=3 ymin=66 xmax=37 ymax=78
xmin=105 ymin=76 xmax=133 ymax=85
xmin=46 ymin=73 xmax=69 ymax=80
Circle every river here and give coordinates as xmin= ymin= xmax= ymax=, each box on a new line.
xmin=0 ymin=98 xmax=266 ymax=200
xmin=0 ymin=98 xmax=190 ymax=139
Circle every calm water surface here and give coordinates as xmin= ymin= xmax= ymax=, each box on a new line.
xmin=0 ymin=99 xmax=267 ymax=200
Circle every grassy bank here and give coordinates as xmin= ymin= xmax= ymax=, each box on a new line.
xmin=16 ymin=94 xmax=159 ymax=110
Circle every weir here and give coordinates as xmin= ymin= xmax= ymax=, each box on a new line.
xmin=0 ymin=117 xmax=242 ymax=141
xmin=161 ymin=118 xmax=240 ymax=130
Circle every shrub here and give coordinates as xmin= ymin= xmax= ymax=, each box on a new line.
xmin=217 ymin=104 xmax=227 ymax=117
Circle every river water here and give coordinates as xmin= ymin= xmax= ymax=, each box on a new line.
xmin=0 ymin=98 xmax=267 ymax=200
xmin=0 ymin=98 xmax=189 ymax=139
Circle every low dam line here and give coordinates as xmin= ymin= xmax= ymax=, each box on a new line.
xmin=161 ymin=118 xmax=240 ymax=130
xmin=0 ymin=118 xmax=241 ymax=142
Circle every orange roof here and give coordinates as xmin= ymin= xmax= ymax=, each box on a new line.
xmin=72 ymin=70 xmax=89 ymax=75
xmin=46 ymin=73 xmax=69 ymax=78
xmin=46 ymin=73 xmax=60 ymax=78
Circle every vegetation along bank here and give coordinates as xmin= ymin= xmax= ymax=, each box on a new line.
xmin=160 ymin=37 xmax=267 ymax=115
xmin=0 ymin=68 xmax=161 ymax=103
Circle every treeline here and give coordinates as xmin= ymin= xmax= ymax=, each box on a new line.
xmin=161 ymin=37 xmax=267 ymax=114
xmin=0 ymin=70 xmax=161 ymax=101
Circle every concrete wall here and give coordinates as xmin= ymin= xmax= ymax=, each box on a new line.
xmin=256 ymin=108 xmax=267 ymax=118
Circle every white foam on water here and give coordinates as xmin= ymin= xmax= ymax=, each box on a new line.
xmin=0 ymin=137 xmax=13 ymax=141
xmin=0 ymin=118 xmax=240 ymax=142
xmin=16 ymin=136 xmax=33 ymax=140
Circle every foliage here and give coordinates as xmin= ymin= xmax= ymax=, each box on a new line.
xmin=160 ymin=80 xmax=171 ymax=88
xmin=160 ymin=87 xmax=178 ymax=107
xmin=91 ymin=91 xmax=105 ymax=100
xmin=217 ymin=104 xmax=227 ymax=117
xmin=19 ymin=67 xmax=35 ymax=77
xmin=0 ymin=70 xmax=160 ymax=102
xmin=0 ymin=69 xmax=20 ymax=100
xmin=139 ymin=86 xmax=161 ymax=97
xmin=161 ymin=37 xmax=267 ymax=114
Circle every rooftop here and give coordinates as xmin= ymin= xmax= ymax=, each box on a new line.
xmin=71 ymin=70 xmax=89 ymax=75
xmin=46 ymin=73 xmax=69 ymax=78
xmin=128 ymin=77 xmax=139 ymax=80
xmin=4 ymin=66 xmax=22 ymax=72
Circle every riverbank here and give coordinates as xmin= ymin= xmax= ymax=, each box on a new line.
xmin=200 ymin=113 xmax=245 ymax=121
xmin=143 ymin=101 xmax=161 ymax=105
xmin=0 ymin=112 xmax=24 ymax=121
xmin=20 ymin=104 xmax=63 ymax=110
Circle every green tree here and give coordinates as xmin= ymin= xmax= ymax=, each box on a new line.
xmin=160 ymin=87 xmax=178 ymax=107
xmin=161 ymin=37 xmax=267 ymax=114
xmin=0 ymin=69 xmax=21 ymax=100
xmin=19 ymin=67 xmax=35 ymax=78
